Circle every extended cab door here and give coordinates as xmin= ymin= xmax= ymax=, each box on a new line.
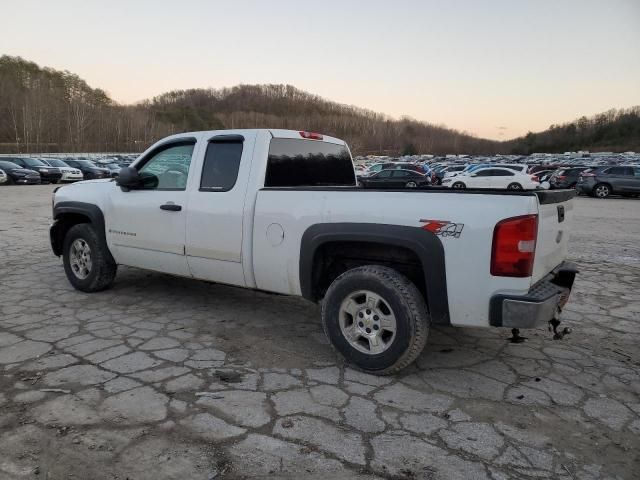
xmin=185 ymin=131 xmax=256 ymax=286
xmin=105 ymin=138 xmax=198 ymax=277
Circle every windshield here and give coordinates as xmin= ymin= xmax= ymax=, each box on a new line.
xmin=0 ymin=161 xmax=21 ymax=170
xmin=72 ymin=160 xmax=98 ymax=168
xmin=45 ymin=159 xmax=70 ymax=168
xmin=23 ymin=158 xmax=47 ymax=167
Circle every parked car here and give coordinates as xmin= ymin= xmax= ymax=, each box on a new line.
xmin=577 ymin=165 xmax=640 ymax=198
xmin=442 ymin=167 xmax=540 ymax=190
xmin=0 ymin=160 xmax=41 ymax=184
xmin=50 ymin=129 xmax=577 ymax=375
xmin=41 ymin=159 xmax=84 ymax=182
xmin=5 ymin=157 xmax=62 ymax=183
xmin=438 ymin=165 xmax=466 ymax=182
xmin=0 ymin=169 xmax=6 ymax=184
xmin=359 ymin=169 xmax=431 ymax=189
xmin=550 ymin=167 xmax=590 ymax=189
xmin=102 ymin=163 xmax=122 ymax=178
xmin=62 ymin=159 xmax=111 ymax=180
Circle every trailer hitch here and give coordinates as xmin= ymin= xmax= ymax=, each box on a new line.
xmin=549 ymin=317 xmax=572 ymax=340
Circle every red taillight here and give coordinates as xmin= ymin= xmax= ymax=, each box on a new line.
xmin=491 ymin=214 xmax=538 ymax=277
xmin=531 ymin=175 xmax=539 ymax=182
xmin=556 ymin=175 xmax=566 ymax=181
xmin=299 ymin=131 xmax=323 ymax=140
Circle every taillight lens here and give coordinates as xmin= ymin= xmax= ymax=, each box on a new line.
xmin=531 ymin=175 xmax=539 ymax=182
xmin=299 ymin=131 xmax=323 ymax=140
xmin=491 ymin=214 xmax=538 ymax=277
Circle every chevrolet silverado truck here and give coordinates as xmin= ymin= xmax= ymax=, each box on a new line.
xmin=50 ymin=129 xmax=578 ymax=374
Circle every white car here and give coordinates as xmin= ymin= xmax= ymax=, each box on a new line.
xmin=50 ymin=129 xmax=576 ymax=374
xmin=0 ymin=169 xmax=6 ymax=184
xmin=442 ymin=167 xmax=540 ymax=190
xmin=42 ymin=159 xmax=84 ymax=182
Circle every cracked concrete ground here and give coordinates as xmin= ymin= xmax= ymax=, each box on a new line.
xmin=0 ymin=185 xmax=639 ymax=479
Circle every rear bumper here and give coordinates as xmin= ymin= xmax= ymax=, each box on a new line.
xmin=489 ymin=262 xmax=578 ymax=328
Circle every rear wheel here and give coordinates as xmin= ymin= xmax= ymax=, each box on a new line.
xmin=507 ymin=183 xmax=523 ymax=190
xmin=452 ymin=182 xmax=466 ymax=189
xmin=593 ymin=183 xmax=610 ymax=199
xmin=63 ymin=224 xmax=117 ymax=292
xmin=321 ymin=266 xmax=429 ymax=375
xmin=405 ymin=181 xmax=418 ymax=188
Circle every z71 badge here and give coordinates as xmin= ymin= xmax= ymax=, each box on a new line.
xmin=420 ymin=219 xmax=464 ymax=238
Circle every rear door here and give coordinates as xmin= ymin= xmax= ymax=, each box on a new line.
xmin=185 ymin=131 xmax=256 ymax=286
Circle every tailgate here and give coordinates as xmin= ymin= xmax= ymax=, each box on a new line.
xmin=531 ymin=190 xmax=575 ymax=283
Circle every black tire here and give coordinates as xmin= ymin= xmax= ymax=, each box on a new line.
xmin=452 ymin=182 xmax=466 ymax=189
xmin=63 ymin=223 xmax=117 ymax=292
xmin=6 ymin=176 xmax=14 ymax=185
xmin=51 ymin=180 xmax=59 ymax=184
xmin=405 ymin=181 xmax=418 ymax=188
xmin=593 ymin=183 xmax=611 ymax=199
xmin=321 ymin=265 xmax=429 ymax=375
xmin=507 ymin=183 xmax=523 ymax=190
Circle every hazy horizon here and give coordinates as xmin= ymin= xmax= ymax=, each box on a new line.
xmin=1 ymin=0 xmax=639 ymax=140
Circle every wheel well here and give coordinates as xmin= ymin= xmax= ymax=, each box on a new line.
xmin=594 ymin=182 xmax=612 ymax=191
xmin=310 ymin=241 xmax=426 ymax=303
xmin=51 ymin=213 xmax=91 ymax=256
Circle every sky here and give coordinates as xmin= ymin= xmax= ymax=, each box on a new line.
xmin=1 ymin=0 xmax=639 ymax=140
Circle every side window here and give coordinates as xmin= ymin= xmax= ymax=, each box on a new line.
xmin=376 ymin=170 xmax=393 ymax=178
xmin=634 ymin=167 xmax=640 ymax=177
xmin=475 ymin=170 xmax=491 ymax=177
xmin=494 ymin=169 xmax=514 ymax=176
xmin=200 ymin=138 xmax=244 ymax=191
xmin=138 ymin=142 xmax=195 ymax=191
xmin=392 ymin=170 xmax=410 ymax=178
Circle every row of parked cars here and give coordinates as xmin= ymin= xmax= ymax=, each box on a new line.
xmin=0 ymin=156 xmax=130 ymax=186
xmin=355 ymin=160 xmax=640 ymax=198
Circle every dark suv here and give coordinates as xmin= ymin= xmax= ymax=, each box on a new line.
xmin=63 ymin=159 xmax=111 ymax=180
xmin=550 ymin=166 xmax=589 ymax=189
xmin=6 ymin=157 xmax=62 ymax=183
xmin=577 ymin=166 xmax=640 ymax=198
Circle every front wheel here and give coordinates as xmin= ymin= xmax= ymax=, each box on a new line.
xmin=63 ymin=224 xmax=117 ymax=292
xmin=405 ymin=181 xmax=418 ymax=188
xmin=507 ymin=183 xmax=523 ymax=191
xmin=321 ymin=266 xmax=429 ymax=375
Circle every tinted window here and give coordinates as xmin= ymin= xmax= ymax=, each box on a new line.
xmin=392 ymin=170 xmax=411 ymax=178
xmin=606 ymin=167 xmax=633 ymax=176
xmin=265 ymin=138 xmax=355 ymax=187
xmin=634 ymin=167 xmax=640 ymax=177
xmin=475 ymin=170 xmax=492 ymax=177
xmin=0 ymin=161 xmax=20 ymax=170
xmin=493 ymin=169 xmax=514 ymax=176
xmin=24 ymin=158 xmax=47 ymax=167
xmin=200 ymin=138 xmax=243 ymax=191
xmin=376 ymin=170 xmax=393 ymax=178
xmin=138 ymin=142 xmax=195 ymax=190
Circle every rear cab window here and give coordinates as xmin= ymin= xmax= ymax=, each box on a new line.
xmin=265 ymin=138 xmax=355 ymax=187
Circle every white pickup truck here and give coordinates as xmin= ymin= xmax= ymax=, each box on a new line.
xmin=50 ymin=129 xmax=578 ymax=374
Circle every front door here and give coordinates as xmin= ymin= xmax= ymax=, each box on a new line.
xmin=106 ymin=139 xmax=198 ymax=277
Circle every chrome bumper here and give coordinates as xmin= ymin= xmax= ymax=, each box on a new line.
xmin=489 ymin=262 xmax=578 ymax=328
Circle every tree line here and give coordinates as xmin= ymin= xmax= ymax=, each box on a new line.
xmin=1 ymin=55 xmax=638 ymax=155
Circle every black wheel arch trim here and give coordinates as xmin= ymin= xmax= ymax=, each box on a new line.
xmin=50 ymin=201 xmax=111 ymax=260
xmin=300 ymin=222 xmax=450 ymax=325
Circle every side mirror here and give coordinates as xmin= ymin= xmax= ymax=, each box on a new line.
xmin=115 ymin=167 xmax=142 ymax=191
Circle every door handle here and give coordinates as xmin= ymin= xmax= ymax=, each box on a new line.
xmin=160 ymin=203 xmax=182 ymax=211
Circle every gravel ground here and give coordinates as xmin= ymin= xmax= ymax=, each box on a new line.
xmin=0 ymin=185 xmax=638 ymax=480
